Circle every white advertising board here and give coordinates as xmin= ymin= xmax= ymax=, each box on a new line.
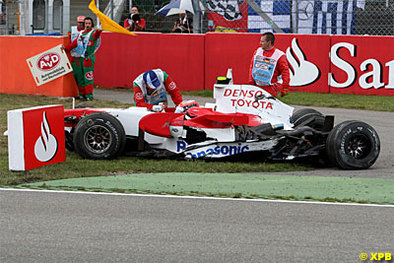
xmin=26 ymin=45 xmax=72 ymax=86
xmin=7 ymin=105 xmax=66 ymax=171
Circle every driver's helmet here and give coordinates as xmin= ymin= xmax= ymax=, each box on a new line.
xmin=143 ymin=70 xmax=161 ymax=95
xmin=175 ymin=100 xmax=199 ymax=113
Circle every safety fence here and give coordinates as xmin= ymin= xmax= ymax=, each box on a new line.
xmin=2 ymin=33 xmax=393 ymax=98
xmin=93 ymin=32 xmax=394 ymax=96
xmin=0 ymin=0 xmax=393 ymax=35
xmin=203 ymin=0 xmax=394 ymax=35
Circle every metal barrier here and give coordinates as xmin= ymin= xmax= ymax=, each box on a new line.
xmin=0 ymin=0 xmax=393 ymax=35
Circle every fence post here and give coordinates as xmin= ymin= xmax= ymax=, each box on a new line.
xmin=6 ymin=5 xmax=8 ymax=35
xmin=110 ymin=0 xmax=114 ymax=20
xmin=192 ymin=0 xmax=201 ymax=33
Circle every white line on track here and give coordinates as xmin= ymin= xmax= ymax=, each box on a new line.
xmin=1 ymin=188 xmax=394 ymax=208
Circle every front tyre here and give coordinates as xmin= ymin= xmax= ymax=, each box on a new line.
xmin=73 ymin=113 xmax=126 ymax=159
xmin=326 ymin=121 xmax=380 ymax=170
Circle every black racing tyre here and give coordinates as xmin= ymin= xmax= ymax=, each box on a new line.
xmin=292 ymin=108 xmax=324 ymax=130
xmin=73 ymin=112 xmax=126 ymax=159
xmin=326 ymin=121 xmax=380 ymax=170
xmin=65 ymin=130 xmax=74 ymax=152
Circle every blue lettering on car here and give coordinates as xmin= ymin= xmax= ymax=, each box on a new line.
xmin=206 ymin=148 xmax=214 ymax=155
xmin=183 ymin=144 xmax=250 ymax=158
xmin=214 ymin=145 xmax=220 ymax=154
xmin=177 ymin=141 xmax=187 ymax=152
xmin=197 ymin=151 xmax=206 ymax=158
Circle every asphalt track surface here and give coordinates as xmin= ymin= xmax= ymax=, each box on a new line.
xmin=94 ymin=88 xmax=394 ymax=179
xmin=1 ymin=189 xmax=393 ymax=263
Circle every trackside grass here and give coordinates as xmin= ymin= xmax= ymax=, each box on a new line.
xmin=281 ymin=92 xmax=394 ymax=111
xmin=22 ymin=173 xmax=394 ymax=204
xmin=0 ymin=93 xmax=307 ymax=186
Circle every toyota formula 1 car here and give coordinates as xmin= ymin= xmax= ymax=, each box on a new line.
xmin=64 ymin=82 xmax=380 ymax=170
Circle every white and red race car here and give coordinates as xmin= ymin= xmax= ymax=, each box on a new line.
xmin=64 ymin=82 xmax=380 ymax=170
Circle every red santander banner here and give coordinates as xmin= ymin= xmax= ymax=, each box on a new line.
xmin=329 ymin=35 xmax=394 ymax=95
xmin=269 ymin=34 xmax=394 ymax=96
xmin=7 ymin=105 xmax=65 ymax=171
xmin=94 ymin=32 xmax=394 ymax=96
xmin=274 ymin=34 xmax=331 ymax=94
xmin=204 ymin=33 xmax=331 ymax=94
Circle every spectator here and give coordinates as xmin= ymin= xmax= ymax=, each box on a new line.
xmin=123 ymin=6 xmax=146 ymax=31
xmin=172 ymin=11 xmax=193 ymax=33
xmin=248 ymin=32 xmax=290 ymax=97
xmin=64 ymin=17 xmax=102 ymax=101
xmin=133 ymin=69 xmax=183 ymax=111
xmin=0 ymin=0 xmax=5 ymax=25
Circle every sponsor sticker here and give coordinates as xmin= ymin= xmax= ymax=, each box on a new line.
xmin=177 ymin=141 xmax=249 ymax=158
xmin=26 ymin=45 xmax=72 ymax=86
xmin=168 ymin=82 xmax=176 ymax=90
xmin=85 ymin=71 xmax=94 ymax=80
xmin=176 ymin=140 xmax=278 ymax=159
xmin=222 ymin=88 xmax=273 ymax=110
xmin=36 ymin=53 xmax=60 ymax=71
xmin=135 ymin=92 xmax=143 ymax=100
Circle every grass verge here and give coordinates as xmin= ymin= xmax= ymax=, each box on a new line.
xmin=18 ymin=172 xmax=394 ymax=205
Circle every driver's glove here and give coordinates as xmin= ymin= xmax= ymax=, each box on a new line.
xmin=151 ymin=103 xmax=165 ymax=112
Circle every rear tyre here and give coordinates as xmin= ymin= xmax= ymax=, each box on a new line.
xmin=73 ymin=112 xmax=126 ymax=159
xmin=326 ymin=121 xmax=380 ymax=170
xmin=292 ymin=108 xmax=324 ymax=130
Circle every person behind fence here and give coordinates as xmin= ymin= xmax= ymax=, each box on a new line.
xmin=133 ymin=69 xmax=183 ymax=111
xmin=248 ymin=32 xmax=290 ymax=97
xmin=123 ymin=6 xmax=146 ymax=31
xmin=68 ymin=16 xmax=85 ymax=42
xmin=64 ymin=17 xmax=102 ymax=101
xmin=172 ymin=11 xmax=193 ymax=33
xmin=68 ymin=16 xmax=85 ymax=93
xmin=0 ymin=0 xmax=5 ymax=25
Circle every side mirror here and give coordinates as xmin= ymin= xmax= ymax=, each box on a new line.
xmin=216 ymin=76 xmax=231 ymax=84
xmin=255 ymin=93 xmax=276 ymax=101
xmin=254 ymin=94 xmax=266 ymax=102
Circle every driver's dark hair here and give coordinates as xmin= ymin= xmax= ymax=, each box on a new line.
xmin=262 ymin=32 xmax=275 ymax=45
xmin=84 ymin=17 xmax=94 ymax=27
